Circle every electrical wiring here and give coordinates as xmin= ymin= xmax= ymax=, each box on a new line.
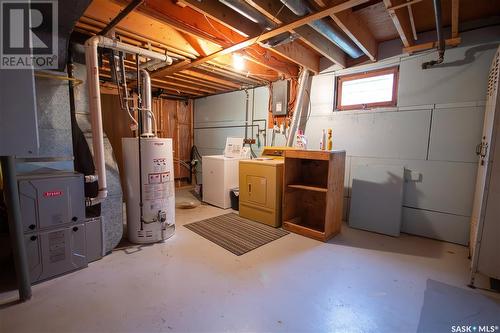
xmin=254 ymin=3 xmax=287 ymax=45
xmin=203 ymin=14 xmax=234 ymax=44
xmin=305 ymin=88 xmax=313 ymax=123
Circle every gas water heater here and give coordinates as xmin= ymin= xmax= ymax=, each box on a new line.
xmin=121 ymin=70 xmax=175 ymax=244
xmin=122 ymin=137 xmax=175 ymax=243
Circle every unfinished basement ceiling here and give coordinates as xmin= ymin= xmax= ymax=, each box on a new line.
xmin=74 ymin=0 xmax=500 ymax=98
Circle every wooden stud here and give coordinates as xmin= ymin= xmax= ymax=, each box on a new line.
xmin=383 ymin=0 xmax=415 ymax=47
xmin=331 ymin=9 xmax=378 ymax=61
xmin=451 ymin=0 xmax=459 ymax=38
xmin=294 ymin=25 xmax=347 ymax=67
xmin=179 ymin=0 xmax=262 ymax=37
xmin=181 ymin=69 xmax=242 ymax=89
xmin=386 ymin=0 xmax=423 ymax=12
xmin=273 ymin=41 xmax=320 ymax=74
xmin=247 ymin=0 xmax=347 ymax=68
xmin=403 ymin=37 xmax=462 ymax=54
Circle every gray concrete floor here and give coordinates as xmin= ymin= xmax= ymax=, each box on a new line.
xmin=0 ymin=189 xmax=497 ymax=333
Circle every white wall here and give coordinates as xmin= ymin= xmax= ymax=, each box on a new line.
xmin=302 ymin=26 xmax=499 ymax=245
xmin=194 ymin=26 xmax=500 ymax=245
xmin=194 ymin=86 xmax=270 ymax=157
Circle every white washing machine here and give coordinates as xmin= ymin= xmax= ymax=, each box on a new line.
xmin=202 ymin=155 xmax=244 ymax=209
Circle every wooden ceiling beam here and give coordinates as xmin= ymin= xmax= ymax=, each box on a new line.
xmin=179 ymin=0 xmax=262 ymax=37
xmin=272 ymin=42 xmax=321 ymax=74
xmin=180 ymin=69 xmax=242 ymax=89
xmin=152 ymin=0 xmax=367 ymax=77
xmin=246 ymin=0 xmax=346 ymax=68
xmin=168 ymin=73 xmax=230 ymax=91
xmin=99 ymin=68 xmax=202 ymax=96
xmin=155 ymin=86 xmax=201 ymax=97
xmin=113 ymin=0 xmax=300 ymax=76
xmin=386 ymin=0 xmax=423 ymax=11
xmin=451 ymin=0 xmax=459 ymax=38
xmin=294 ymin=25 xmax=346 ymax=67
xmin=199 ymin=64 xmax=267 ymax=85
xmin=179 ymin=32 xmax=207 ymax=57
xmin=383 ymin=0 xmax=415 ymax=48
xmin=403 ymin=37 xmax=461 ymax=54
xmin=153 ymin=77 xmax=218 ymax=94
xmin=152 ymin=78 xmax=217 ymax=94
xmin=163 ymin=0 xmax=314 ymax=73
xmin=75 ymin=20 xmax=192 ymax=60
xmin=166 ymin=0 xmax=302 ymax=75
xmin=330 ymin=9 xmax=377 ymax=61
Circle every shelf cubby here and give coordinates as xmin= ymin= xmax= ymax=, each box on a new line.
xmin=282 ymin=150 xmax=346 ymax=242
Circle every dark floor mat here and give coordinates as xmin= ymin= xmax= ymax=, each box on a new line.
xmin=184 ymin=213 xmax=289 ymax=256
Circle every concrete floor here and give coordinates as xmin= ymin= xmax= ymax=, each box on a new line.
xmin=0 ymin=189 xmax=498 ymax=333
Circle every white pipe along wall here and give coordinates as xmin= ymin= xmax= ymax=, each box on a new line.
xmin=193 ymin=26 xmax=500 ymax=245
xmin=84 ymin=35 xmax=172 ymax=206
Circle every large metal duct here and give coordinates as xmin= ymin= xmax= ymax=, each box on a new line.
xmin=218 ymin=0 xmax=296 ymax=47
xmin=280 ymin=0 xmax=364 ymax=58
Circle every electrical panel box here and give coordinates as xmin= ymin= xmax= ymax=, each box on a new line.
xmin=17 ymin=171 xmax=88 ymax=283
xmin=272 ymin=80 xmax=289 ymax=116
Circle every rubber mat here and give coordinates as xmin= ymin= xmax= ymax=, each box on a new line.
xmin=184 ymin=213 xmax=289 ymax=256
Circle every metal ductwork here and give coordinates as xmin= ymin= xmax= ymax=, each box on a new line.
xmin=218 ymin=0 xmax=296 ymax=47
xmin=422 ymin=0 xmax=445 ymax=69
xmin=219 ymin=0 xmax=275 ymax=30
xmin=261 ymin=32 xmax=300 ymax=48
xmin=280 ymin=0 xmax=364 ymax=58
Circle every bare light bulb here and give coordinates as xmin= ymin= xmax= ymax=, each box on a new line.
xmin=233 ymin=53 xmax=245 ymax=71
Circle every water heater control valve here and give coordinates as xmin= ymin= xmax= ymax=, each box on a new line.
xmin=158 ymin=210 xmax=167 ymax=223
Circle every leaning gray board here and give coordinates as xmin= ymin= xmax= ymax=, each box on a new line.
xmin=349 ymin=164 xmax=404 ymax=236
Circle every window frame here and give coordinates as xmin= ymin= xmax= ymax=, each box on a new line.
xmin=335 ymin=66 xmax=399 ymax=111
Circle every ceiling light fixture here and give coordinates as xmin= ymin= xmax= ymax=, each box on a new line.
xmin=233 ymin=53 xmax=245 ymax=71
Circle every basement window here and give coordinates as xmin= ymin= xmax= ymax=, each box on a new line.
xmin=336 ymin=67 xmax=399 ymax=111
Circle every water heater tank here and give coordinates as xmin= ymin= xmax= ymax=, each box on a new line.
xmin=122 ymin=137 xmax=175 ymax=243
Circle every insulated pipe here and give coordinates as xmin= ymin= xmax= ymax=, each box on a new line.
xmin=1 ymin=156 xmax=32 ymax=301
xmin=287 ymin=69 xmax=310 ymax=147
xmin=84 ymin=35 xmax=172 ymax=205
xmin=140 ymin=69 xmax=153 ymax=137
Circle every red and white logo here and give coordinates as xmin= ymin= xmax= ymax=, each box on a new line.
xmin=43 ymin=190 xmax=63 ymax=198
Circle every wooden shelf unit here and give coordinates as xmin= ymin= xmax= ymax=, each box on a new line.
xmin=282 ymin=150 xmax=346 ymax=242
